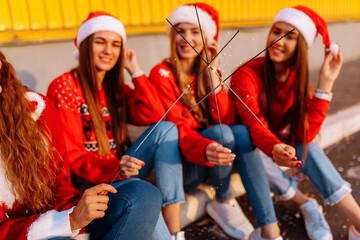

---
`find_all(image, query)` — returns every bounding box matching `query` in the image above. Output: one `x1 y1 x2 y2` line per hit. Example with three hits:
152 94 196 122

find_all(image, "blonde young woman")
0 51 163 239
149 3 286 240
231 6 360 240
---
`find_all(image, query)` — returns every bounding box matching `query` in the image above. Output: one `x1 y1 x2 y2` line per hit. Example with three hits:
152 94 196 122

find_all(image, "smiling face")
175 23 205 60
92 31 122 75
267 22 300 65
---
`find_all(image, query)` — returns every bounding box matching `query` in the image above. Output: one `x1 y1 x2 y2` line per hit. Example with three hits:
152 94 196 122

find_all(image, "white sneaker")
171 231 185 240
206 198 254 239
249 228 283 240
349 225 360 240
300 199 333 240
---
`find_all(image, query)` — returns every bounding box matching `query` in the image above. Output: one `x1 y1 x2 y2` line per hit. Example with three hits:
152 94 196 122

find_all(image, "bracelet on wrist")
314 89 333 102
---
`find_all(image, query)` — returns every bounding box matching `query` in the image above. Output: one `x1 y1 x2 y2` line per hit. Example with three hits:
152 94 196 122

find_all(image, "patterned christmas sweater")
0 92 87 240
149 60 237 166
47 72 165 184
230 57 330 157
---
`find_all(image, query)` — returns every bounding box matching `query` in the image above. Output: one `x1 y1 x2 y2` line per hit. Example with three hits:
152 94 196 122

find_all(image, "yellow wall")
1 0 359 43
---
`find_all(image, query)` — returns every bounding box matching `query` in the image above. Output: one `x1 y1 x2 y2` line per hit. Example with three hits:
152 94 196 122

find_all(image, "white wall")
1 21 359 95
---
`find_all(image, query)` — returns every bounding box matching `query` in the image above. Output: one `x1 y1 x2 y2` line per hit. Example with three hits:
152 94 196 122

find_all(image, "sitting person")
0 50 163 239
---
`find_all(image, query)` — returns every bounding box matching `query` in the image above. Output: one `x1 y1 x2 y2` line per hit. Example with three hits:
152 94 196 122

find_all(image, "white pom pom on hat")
273 5 339 55
74 11 126 58
167 3 219 44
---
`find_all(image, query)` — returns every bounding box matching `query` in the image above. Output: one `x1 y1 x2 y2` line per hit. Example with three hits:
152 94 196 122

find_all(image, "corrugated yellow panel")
128 0 141 25
116 0 130 25
151 0 164 24
44 0 63 29
89 0 103 11
27 0 46 30
8 0 29 30
74 0 91 25
0 0 12 31
60 0 78 28
140 0 151 24
103 0 117 17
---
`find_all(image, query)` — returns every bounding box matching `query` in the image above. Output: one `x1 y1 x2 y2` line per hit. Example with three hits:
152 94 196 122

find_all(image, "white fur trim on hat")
273 8 317 48
76 15 126 47
167 5 217 44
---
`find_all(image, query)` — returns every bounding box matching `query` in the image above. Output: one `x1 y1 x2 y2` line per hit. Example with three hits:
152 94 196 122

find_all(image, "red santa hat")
167 3 219 44
74 11 126 53
273 5 339 55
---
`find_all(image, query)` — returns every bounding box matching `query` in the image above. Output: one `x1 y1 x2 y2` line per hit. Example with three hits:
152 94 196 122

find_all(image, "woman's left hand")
317 44 343 93
119 155 145 178
123 48 142 76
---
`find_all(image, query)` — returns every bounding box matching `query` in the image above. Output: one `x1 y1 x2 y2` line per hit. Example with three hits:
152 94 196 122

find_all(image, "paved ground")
183 57 360 240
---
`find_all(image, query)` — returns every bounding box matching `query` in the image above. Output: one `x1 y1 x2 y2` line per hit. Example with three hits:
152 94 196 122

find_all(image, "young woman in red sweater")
231 6 360 240
150 3 284 239
0 51 163 239
47 12 184 239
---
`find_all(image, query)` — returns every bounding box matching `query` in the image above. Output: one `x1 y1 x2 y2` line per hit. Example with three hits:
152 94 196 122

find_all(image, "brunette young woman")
149 3 289 240
231 6 360 240
0 51 163 239
47 12 184 239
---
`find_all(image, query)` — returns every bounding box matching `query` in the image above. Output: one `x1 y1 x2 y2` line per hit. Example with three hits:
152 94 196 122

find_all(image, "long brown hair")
73 34 129 157
262 30 309 151
0 51 58 213
169 27 212 129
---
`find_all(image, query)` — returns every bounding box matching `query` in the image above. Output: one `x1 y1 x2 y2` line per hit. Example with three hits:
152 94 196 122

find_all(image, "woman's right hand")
119 155 145 178
205 142 236 166
69 184 117 231
272 143 301 168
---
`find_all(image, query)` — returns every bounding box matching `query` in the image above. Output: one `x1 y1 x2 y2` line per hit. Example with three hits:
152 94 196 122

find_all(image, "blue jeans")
260 141 351 205
86 178 164 240
231 124 278 227
127 121 185 207
182 124 235 201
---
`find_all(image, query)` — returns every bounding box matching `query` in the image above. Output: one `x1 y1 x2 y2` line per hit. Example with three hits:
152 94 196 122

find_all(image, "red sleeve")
230 67 282 157
208 86 237 125
297 94 330 142
47 75 123 184
124 74 166 125
149 64 215 166
0 95 81 240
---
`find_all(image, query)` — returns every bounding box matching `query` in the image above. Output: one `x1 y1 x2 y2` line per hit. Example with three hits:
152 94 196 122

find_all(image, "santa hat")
74 11 126 57
167 3 219 44
273 5 339 55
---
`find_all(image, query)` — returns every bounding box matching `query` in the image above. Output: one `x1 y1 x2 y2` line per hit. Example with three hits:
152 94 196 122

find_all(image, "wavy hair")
168 27 212 129
0 51 58 213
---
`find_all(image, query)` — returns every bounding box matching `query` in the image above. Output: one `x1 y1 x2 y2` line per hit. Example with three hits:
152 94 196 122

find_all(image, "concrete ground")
183 57 360 240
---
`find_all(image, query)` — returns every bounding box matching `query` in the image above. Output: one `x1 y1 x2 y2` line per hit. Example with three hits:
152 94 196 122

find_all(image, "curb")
180 103 360 228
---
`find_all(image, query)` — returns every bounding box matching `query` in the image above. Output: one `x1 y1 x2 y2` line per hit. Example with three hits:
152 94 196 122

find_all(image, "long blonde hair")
0 51 58 213
73 34 129 157
169 27 212 129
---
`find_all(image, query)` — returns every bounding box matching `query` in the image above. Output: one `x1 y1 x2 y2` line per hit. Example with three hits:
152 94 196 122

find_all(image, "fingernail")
226 149 232 153
141 162 146 166
284 153 289 157
292 157 298 161
231 154 236 158
296 162 302 168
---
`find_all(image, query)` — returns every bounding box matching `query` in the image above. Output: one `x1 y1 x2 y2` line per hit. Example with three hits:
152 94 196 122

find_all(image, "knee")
123 180 162 210
220 125 235 148
231 125 254 151
157 121 178 140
